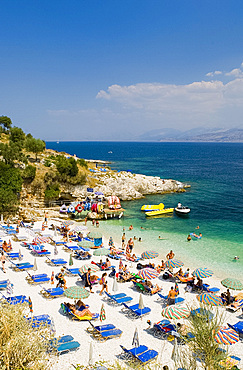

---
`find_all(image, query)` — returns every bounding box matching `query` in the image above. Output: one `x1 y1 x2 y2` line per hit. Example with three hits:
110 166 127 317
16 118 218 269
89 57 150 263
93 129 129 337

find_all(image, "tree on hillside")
25 137 46 161
0 116 12 133
0 142 25 165
9 126 26 149
0 162 23 215
55 155 78 177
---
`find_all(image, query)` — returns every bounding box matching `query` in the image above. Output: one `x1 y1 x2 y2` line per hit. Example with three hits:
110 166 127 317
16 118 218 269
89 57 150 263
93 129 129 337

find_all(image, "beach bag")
55 273 60 281
163 272 170 280
137 263 143 270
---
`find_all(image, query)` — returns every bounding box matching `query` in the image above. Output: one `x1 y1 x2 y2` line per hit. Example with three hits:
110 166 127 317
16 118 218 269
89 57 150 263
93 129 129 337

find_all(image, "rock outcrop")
58 171 190 201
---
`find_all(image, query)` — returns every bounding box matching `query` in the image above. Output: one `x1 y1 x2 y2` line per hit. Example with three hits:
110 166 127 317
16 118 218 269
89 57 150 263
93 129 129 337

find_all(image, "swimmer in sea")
196 226 200 229
234 256 239 260
187 234 192 241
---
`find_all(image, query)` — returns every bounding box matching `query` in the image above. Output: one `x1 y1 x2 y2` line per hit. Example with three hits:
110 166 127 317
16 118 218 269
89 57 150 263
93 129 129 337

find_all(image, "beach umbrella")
132 327 139 348
174 282 179 297
73 225 87 232
88 231 102 239
139 293 144 310
165 259 184 269
93 248 110 256
215 326 239 345
79 264 99 274
51 271 54 285
88 342 93 365
197 292 223 306
141 250 159 260
7 280 13 295
221 278 243 291
171 338 179 363
137 268 159 280
192 268 213 279
28 297 33 314
54 244 58 255
112 277 118 293
64 286 90 299
69 253 73 266
95 191 104 196
161 305 190 320
61 220 74 227
78 240 94 248
33 235 50 244
119 260 124 273
54 227 57 237
1 214 3 222
33 258 37 271
18 249 23 261
108 237 114 246
99 303 106 322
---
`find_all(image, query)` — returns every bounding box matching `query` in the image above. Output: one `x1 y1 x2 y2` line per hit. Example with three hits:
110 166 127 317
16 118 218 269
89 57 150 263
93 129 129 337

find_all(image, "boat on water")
174 203 191 216
145 208 174 217
141 203 164 212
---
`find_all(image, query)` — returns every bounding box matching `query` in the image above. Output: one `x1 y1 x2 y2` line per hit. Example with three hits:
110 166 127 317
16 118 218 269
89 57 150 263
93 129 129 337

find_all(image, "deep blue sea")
46 142 243 279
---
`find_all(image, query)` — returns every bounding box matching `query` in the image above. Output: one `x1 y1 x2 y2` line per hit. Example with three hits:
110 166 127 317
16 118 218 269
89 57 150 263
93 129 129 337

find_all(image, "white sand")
1 219 243 370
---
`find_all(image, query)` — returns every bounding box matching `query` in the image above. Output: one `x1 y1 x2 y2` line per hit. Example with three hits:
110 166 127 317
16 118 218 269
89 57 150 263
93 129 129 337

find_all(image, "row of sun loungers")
121 302 151 319
120 344 158 364
104 291 133 305
48 335 80 354
87 322 123 341
26 273 50 284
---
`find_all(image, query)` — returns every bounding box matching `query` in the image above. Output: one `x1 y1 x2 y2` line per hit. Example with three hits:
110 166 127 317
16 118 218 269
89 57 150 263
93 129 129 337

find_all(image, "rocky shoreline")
19 151 190 220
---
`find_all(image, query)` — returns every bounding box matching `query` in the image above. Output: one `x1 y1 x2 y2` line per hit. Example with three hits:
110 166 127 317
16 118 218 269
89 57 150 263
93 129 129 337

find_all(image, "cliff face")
58 171 189 201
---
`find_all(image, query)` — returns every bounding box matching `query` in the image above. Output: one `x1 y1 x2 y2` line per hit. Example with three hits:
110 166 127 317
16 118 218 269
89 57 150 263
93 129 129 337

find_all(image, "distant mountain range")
137 127 243 142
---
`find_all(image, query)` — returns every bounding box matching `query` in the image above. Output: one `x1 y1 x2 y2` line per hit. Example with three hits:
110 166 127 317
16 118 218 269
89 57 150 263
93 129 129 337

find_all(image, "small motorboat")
174 203 190 216
145 208 174 217
141 203 164 212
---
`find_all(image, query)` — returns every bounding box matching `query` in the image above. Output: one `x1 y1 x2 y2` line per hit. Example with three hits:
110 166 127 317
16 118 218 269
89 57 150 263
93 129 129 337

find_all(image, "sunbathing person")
102 258 111 269
143 280 161 294
175 268 183 277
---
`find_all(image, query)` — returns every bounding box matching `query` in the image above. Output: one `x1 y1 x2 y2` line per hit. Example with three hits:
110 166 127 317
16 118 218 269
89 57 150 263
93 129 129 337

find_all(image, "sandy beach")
1 218 243 370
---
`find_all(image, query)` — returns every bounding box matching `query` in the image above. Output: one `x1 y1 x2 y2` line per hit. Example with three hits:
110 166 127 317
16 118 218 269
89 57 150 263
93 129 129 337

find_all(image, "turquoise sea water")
46 142 243 280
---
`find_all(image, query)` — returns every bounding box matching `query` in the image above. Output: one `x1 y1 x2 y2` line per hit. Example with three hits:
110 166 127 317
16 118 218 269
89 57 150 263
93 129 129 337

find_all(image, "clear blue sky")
1 0 243 140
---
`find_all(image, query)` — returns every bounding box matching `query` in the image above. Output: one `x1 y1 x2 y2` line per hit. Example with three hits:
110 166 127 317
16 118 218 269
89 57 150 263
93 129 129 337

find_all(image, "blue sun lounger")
0 280 8 289
104 291 133 305
151 319 177 339
64 267 80 276
122 302 151 319
55 341 80 354
26 314 53 328
4 295 28 305
120 345 158 364
31 245 51 256
7 252 23 259
87 322 122 341
26 273 50 284
157 293 185 305
40 287 64 299
228 321 243 336
46 258 67 266
12 262 34 271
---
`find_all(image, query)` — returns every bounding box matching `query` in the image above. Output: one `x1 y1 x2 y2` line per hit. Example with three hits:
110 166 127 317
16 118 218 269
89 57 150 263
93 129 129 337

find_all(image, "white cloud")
225 68 243 77
206 70 222 77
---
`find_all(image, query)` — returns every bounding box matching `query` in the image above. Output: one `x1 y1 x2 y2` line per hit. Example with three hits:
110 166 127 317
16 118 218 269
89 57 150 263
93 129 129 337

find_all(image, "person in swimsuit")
1 251 6 273
84 268 93 293
99 272 108 295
